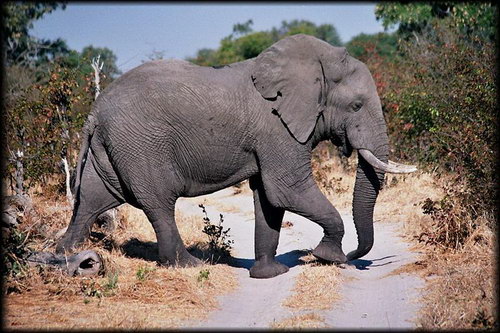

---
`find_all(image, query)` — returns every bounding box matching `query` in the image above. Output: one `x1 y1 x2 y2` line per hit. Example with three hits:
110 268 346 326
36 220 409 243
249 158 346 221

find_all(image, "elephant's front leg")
249 176 289 278
261 174 348 264
286 181 347 264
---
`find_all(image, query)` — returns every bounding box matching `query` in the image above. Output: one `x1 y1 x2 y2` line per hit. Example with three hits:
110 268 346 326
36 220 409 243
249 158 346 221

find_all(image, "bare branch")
91 54 103 99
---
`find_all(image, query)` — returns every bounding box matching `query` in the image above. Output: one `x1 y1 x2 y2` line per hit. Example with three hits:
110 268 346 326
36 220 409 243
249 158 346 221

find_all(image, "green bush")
383 20 496 220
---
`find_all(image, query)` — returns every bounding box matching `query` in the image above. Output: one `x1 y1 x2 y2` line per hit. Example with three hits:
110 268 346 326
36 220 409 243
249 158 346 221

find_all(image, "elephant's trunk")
346 142 388 261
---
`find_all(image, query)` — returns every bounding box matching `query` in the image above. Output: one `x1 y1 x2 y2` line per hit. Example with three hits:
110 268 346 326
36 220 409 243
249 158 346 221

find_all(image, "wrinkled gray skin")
56 35 403 278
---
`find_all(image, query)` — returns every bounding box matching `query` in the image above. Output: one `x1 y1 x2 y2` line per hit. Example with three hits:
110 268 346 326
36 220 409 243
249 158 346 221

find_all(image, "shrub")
5 62 93 195
199 204 233 263
2 227 31 280
378 20 497 239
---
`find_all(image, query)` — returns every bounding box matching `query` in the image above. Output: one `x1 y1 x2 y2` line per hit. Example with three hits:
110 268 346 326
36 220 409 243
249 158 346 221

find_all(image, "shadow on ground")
120 238 310 269
347 255 397 270
119 238 399 272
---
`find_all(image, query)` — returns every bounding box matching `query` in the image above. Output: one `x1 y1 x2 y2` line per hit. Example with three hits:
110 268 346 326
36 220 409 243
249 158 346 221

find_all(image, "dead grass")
282 265 342 311
312 152 355 213
4 196 238 329
376 172 444 224
274 254 342 329
413 222 497 329
270 312 329 329
282 253 343 312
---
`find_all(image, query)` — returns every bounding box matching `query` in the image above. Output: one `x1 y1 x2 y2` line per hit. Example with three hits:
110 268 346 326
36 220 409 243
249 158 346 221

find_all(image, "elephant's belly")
175 146 258 197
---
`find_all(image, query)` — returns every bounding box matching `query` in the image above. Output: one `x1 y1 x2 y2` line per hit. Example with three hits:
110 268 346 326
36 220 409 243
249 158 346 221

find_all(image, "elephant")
56 34 416 279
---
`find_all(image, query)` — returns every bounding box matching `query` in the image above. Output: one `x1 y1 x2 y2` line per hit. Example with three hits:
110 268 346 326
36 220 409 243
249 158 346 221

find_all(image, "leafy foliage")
384 21 496 219
135 265 156 281
2 228 31 280
3 2 70 66
375 2 496 41
345 32 399 60
188 19 342 66
367 3 497 252
60 45 122 80
5 62 94 192
3 4 120 195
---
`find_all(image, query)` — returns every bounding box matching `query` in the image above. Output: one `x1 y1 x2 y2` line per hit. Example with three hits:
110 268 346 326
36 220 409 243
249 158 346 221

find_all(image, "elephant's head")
252 34 416 261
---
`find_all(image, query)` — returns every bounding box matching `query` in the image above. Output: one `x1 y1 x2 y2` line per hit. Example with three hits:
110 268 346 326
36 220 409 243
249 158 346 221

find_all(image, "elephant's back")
89 59 260 196
100 58 251 100
91 57 259 167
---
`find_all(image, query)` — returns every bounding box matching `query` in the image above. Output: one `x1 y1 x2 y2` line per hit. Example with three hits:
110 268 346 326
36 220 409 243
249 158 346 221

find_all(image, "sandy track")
176 187 423 329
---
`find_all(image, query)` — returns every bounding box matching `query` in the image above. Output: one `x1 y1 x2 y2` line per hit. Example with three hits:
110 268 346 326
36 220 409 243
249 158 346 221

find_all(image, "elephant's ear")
251 34 328 143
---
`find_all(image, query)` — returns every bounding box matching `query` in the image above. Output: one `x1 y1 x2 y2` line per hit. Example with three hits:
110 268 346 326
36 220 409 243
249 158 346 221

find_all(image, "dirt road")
177 187 424 329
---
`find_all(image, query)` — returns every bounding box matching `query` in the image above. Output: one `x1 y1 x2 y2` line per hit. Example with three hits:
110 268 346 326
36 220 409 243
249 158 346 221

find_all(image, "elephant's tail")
72 113 98 199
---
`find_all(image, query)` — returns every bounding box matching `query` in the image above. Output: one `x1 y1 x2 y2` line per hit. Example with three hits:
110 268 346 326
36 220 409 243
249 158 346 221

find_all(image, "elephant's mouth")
330 131 353 158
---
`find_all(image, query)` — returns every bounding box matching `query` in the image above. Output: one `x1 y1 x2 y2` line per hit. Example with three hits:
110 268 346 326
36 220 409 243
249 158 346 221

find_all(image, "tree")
188 19 343 67
232 19 254 37
2 3 120 198
277 19 342 45
345 32 398 61
5 63 92 195
3 2 70 67
315 23 342 46
79 46 121 78
375 2 496 41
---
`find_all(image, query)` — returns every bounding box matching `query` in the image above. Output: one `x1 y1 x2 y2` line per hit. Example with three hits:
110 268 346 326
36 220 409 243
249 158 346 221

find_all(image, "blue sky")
31 3 389 73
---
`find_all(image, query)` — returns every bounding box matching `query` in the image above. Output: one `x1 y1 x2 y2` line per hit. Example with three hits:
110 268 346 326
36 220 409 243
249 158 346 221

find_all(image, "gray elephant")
56 34 415 278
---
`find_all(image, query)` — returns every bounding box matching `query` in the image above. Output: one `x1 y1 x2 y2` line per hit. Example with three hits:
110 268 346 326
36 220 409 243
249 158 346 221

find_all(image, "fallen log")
26 250 102 276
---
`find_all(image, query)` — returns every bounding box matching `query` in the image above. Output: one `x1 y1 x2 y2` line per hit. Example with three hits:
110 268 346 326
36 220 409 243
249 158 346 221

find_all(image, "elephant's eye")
351 101 363 112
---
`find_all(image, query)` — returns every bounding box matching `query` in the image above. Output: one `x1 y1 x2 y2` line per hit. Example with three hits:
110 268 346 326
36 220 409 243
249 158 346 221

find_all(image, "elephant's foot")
159 252 203 268
312 239 347 264
249 258 289 279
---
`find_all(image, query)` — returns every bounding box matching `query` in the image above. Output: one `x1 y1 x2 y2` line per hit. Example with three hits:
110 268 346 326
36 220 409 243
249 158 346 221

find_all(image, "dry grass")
312 151 355 213
274 254 342 329
411 222 497 329
270 312 329 329
282 265 342 311
4 196 238 330
375 172 444 225
282 253 343 311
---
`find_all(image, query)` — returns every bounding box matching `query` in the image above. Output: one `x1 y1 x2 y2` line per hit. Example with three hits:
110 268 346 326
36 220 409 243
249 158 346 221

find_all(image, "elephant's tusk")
358 149 417 174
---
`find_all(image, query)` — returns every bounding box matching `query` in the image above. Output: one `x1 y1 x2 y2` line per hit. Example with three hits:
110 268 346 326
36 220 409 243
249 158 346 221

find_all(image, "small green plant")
80 273 118 303
136 265 155 281
197 268 210 282
2 227 31 279
81 279 103 299
103 272 118 293
199 204 234 263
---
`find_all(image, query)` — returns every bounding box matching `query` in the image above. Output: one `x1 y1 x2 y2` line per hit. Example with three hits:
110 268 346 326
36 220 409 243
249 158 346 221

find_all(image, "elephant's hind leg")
249 176 289 278
56 154 122 254
142 205 202 267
